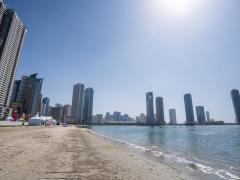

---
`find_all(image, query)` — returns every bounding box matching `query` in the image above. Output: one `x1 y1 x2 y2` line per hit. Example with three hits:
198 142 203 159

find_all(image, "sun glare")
164 0 191 15
153 0 201 17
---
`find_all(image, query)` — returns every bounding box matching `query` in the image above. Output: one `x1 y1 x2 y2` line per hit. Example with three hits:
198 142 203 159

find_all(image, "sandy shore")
0 126 194 180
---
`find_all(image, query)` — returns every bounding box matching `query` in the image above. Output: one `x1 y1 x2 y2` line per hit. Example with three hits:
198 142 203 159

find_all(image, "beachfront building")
184 93 195 125
113 111 121 121
206 111 211 122
83 88 94 125
139 113 146 123
95 114 103 124
169 109 177 125
11 73 43 116
71 83 85 124
123 114 129 121
0 1 27 114
146 92 155 125
231 89 240 124
10 80 21 103
105 112 112 122
50 104 63 122
155 97 165 125
196 106 206 125
41 97 50 116
18 74 43 116
63 104 71 116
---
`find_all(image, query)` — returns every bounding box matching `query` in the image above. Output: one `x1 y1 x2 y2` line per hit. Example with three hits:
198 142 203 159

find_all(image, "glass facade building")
184 93 195 125
146 92 155 125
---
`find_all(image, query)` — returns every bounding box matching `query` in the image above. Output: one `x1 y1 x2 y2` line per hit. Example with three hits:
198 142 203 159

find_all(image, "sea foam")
88 129 240 180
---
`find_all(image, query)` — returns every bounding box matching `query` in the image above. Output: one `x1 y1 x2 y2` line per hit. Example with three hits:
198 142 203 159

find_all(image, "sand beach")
0 126 203 180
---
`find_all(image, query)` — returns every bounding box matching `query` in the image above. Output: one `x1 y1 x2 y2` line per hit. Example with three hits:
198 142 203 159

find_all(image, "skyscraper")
155 97 165 125
10 80 21 103
169 109 177 125
11 74 43 116
113 111 121 121
146 92 155 125
139 113 146 123
83 88 94 125
231 89 240 124
63 104 71 116
50 104 63 122
184 93 195 125
196 106 206 125
0 2 27 112
123 114 129 121
15 74 43 116
41 97 50 116
95 114 103 124
206 111 211 122
71 83 85 124
105 112 111 122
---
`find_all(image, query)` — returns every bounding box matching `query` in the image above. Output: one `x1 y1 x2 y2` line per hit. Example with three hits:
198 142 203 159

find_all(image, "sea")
89 125 240 180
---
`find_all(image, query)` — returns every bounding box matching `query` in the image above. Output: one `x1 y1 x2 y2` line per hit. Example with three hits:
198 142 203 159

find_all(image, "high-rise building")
41 97 50 116
146 92 155 125
155 97 165 125
50 104 63 122
113 111 121 121
83 88 94 125
23 74 42 116
184 93 195 125
95 114 103 124
206 111 211 122
0 2 27 112
71 83 85 124
196 106 206 125
139 113 146 123
231 89 240 124
105 112 111 122
10 80 21 103
169 109 177 125
63 104 71 116
13 73 43 116
123 114 129 121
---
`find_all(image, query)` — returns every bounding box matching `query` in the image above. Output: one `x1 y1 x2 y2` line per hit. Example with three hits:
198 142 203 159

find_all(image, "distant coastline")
91 122 237 126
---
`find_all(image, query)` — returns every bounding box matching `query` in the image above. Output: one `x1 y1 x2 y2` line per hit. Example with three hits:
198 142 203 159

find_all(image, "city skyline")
5 0 240 123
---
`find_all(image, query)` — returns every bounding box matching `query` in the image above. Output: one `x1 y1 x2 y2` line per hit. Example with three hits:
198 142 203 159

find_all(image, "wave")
88 129 240 180
164 154 239 180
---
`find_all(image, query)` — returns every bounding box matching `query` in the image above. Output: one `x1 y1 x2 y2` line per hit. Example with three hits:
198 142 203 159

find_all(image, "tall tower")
184 93 195 125
146 92 155 125
155 97 165 125
169 109 177 125
231 89 240 124
15 73 43 116
71 83 85 124
206 111 211 122
63 104 71 116
83 87 94 125
41 97 50 116
10 80 21 103
0 2 27 112
196 106 206 125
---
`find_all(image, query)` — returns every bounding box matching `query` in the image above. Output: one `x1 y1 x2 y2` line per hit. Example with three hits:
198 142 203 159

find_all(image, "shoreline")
87 127 240 180
0 126 185 180
0 126 236 180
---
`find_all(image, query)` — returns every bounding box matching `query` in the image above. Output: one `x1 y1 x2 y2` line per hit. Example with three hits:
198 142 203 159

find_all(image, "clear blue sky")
6 0 240 123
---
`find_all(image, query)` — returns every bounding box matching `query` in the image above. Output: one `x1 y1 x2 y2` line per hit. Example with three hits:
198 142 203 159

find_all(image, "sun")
164 0 192 16
153 0 200 17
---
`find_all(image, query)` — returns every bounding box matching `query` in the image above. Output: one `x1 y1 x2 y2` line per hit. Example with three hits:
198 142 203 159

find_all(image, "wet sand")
0 126 191 180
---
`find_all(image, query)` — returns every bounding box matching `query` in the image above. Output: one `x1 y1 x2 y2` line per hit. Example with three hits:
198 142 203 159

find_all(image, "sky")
5 0 240 123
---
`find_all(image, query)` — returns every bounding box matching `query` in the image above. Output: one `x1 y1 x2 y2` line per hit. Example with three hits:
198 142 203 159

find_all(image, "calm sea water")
90 125 240 179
